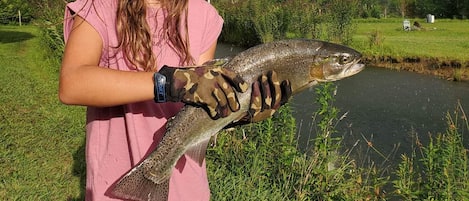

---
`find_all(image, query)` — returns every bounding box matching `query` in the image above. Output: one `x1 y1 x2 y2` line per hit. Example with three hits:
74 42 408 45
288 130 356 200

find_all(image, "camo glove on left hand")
156 65 248 119
240 70 292 124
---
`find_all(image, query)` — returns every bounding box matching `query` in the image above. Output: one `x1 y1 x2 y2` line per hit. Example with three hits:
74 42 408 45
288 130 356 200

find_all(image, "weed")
207 82 388 200
368 29 385 48
393 101 469 200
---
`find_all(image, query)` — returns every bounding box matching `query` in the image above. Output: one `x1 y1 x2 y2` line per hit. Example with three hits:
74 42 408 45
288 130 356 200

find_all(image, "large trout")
111 39 365 201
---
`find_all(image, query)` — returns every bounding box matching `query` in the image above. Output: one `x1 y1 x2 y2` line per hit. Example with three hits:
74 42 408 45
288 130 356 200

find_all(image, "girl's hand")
157 65 249 119
243 70 292 123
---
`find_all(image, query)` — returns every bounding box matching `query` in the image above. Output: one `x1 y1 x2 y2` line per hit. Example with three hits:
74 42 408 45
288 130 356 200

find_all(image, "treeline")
2 1 468 26
2 0 468 56
0 0 32 24
1 0 468 25
359 0 469 19
214 0 357 47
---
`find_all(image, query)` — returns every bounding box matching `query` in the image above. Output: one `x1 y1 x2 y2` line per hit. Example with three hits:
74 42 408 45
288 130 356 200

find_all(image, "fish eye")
339 54 352 65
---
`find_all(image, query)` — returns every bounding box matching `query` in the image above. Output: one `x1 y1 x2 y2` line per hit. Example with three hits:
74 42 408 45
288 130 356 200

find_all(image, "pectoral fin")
184 138 211 166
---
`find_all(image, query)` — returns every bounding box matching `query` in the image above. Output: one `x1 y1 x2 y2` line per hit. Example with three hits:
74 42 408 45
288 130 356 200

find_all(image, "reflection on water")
291 67 469 160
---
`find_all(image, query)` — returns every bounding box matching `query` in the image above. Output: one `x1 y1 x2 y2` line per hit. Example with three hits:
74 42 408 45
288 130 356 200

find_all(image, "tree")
358 0 383 18
326 0 359 45
0 0 32 24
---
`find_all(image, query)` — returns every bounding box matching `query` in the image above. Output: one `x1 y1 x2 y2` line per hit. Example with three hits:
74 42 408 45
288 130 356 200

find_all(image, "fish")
110 39 365 201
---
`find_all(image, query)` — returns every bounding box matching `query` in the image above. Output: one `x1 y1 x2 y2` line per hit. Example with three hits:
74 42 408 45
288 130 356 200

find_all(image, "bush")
31 0 69 61
214 0 358 47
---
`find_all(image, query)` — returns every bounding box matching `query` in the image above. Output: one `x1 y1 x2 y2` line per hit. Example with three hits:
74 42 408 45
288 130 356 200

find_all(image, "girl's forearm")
59 66 154 107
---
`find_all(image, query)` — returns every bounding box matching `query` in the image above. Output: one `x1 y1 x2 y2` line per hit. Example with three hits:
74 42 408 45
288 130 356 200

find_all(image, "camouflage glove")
154 65 248 119
241 70 292 123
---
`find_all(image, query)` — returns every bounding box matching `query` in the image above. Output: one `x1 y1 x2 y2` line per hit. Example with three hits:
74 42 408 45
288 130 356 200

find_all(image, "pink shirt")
63 0 223 200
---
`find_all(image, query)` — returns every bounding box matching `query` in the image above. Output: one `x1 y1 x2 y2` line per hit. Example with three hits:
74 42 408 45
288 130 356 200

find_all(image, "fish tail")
110 165 169 201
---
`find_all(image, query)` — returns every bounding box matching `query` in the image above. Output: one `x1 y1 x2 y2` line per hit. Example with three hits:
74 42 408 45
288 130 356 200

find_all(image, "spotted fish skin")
110 39 365 201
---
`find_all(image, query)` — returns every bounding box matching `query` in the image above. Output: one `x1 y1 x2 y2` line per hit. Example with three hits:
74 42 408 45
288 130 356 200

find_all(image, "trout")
110 39 365 201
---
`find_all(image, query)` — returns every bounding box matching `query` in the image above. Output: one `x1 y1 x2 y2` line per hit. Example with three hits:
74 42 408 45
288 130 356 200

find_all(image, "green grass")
0 25 86 200
351 18 469 62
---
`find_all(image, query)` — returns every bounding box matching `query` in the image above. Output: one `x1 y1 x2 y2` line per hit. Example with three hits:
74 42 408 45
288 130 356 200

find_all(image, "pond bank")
363 55 469 81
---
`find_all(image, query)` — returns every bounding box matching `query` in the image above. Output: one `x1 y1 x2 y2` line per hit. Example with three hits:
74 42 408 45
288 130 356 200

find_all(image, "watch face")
155 73 167 102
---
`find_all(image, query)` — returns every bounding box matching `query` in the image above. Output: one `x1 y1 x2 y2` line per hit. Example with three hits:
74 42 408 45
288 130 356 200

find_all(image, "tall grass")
207 83 388 200
393 102 469 200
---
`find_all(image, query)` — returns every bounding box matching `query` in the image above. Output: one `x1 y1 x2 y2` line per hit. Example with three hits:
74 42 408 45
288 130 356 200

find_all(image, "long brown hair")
116 0 193 71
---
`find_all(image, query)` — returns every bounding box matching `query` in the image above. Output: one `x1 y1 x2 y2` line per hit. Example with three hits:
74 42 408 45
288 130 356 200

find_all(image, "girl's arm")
59 16 155 107
59 16 220 108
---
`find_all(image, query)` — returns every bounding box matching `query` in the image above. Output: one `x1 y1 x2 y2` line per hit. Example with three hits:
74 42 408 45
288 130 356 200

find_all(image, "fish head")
309 42 365 82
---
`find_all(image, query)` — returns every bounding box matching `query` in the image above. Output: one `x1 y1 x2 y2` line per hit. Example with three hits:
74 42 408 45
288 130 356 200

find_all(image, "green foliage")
325 0 359 45
215 0 291 46
207 105 298 200
247 0 288 43
284 0 324 39
393 103 469 200
215 1 259 47
214 0 359 46
207 82 388 200
368 29 385 48
413 0 469 19
31 0 69 61
0 0 33 24
39 21 65 62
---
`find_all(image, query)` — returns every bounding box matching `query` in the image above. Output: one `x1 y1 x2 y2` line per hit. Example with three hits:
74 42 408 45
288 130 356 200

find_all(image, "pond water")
215 43 469 163
291 67 469 159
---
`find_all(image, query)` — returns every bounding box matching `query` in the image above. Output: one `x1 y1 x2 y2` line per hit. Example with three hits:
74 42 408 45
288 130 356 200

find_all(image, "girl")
60 0 290 200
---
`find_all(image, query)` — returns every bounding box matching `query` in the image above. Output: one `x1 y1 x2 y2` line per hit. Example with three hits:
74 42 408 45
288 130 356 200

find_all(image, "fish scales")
111 39 365 201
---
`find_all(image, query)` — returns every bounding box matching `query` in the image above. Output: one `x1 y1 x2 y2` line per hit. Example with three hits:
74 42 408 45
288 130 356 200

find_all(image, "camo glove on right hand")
154 65 249 119
241 70 292 123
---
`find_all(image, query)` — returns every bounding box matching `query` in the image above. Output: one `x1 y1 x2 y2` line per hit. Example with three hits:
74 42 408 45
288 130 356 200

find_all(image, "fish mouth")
345 59 365 77
322 58 365 82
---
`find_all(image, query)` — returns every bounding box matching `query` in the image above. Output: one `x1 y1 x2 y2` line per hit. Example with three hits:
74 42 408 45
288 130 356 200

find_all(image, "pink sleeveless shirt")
63 0 223 200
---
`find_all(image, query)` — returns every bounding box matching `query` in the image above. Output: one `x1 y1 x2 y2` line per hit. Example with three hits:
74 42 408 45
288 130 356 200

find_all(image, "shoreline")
363 56 469 82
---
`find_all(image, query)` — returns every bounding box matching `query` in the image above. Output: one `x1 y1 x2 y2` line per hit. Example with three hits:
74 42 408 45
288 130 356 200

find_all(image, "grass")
351 18 469 62
350 18 469 81
0 25 86 200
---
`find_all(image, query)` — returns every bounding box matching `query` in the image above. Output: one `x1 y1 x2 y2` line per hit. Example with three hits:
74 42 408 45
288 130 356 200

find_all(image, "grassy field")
351 18 469 61
0 25 86 200
350 18 469 81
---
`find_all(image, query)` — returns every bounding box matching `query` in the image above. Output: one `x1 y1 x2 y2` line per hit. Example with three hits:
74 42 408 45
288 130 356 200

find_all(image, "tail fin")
110 164 169 201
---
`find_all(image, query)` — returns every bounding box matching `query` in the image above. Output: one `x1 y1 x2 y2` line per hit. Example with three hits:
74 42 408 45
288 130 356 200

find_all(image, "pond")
291 67 469 161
